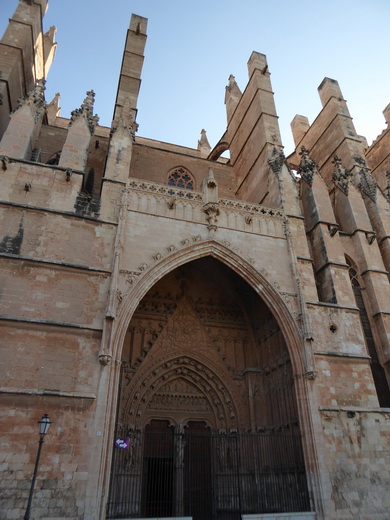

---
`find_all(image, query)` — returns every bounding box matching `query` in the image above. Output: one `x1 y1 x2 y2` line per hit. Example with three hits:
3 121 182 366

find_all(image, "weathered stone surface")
0 3 389 520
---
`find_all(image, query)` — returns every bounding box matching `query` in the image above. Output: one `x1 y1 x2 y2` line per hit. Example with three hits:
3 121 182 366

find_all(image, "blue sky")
2 0 390 155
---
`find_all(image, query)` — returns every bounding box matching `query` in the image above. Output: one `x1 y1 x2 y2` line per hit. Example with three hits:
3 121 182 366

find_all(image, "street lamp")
24 413 52 520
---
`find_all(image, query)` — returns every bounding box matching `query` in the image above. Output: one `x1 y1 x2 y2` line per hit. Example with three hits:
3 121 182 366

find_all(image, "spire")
225 74 242 120
70 90 99 134
332 155 352 195
197 129 211 157
225 74 242 98
47 92 61 124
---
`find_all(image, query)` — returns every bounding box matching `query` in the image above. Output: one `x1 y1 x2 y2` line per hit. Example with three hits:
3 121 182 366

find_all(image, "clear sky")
2 0 390 155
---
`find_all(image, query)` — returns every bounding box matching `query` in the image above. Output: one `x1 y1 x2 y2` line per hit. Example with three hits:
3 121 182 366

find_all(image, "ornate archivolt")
118 293 244 430
120 355 241 431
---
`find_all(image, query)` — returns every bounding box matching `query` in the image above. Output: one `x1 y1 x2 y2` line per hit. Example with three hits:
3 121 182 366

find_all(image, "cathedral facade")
1 2 390 520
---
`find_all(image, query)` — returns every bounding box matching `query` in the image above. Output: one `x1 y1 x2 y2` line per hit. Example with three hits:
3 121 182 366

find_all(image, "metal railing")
107 428 311 520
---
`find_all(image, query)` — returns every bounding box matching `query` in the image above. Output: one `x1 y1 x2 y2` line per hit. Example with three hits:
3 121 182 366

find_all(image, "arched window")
167 167 194 190
346 257 390 407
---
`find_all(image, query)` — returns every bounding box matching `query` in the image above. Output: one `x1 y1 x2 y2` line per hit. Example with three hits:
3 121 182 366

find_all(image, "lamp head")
38 413 51 436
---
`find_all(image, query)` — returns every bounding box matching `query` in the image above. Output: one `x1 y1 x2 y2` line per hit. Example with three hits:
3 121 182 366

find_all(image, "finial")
70 90 99 134
268 146 285 175
332 155 352 195
197 129 211 156
298 146 318 186
352 155 377 202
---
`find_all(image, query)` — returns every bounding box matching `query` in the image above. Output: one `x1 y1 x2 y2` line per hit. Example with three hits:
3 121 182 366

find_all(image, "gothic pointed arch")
113 240 307 377
107 251 316 518
167 166 195 190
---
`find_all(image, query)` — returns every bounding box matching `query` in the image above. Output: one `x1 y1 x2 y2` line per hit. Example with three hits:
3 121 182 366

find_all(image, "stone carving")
0 155 10 171
227 74 239 92
203 202 220 231
332 155 352 195
65 168 72 182
304 370 318 380
167 196 176 209
365 232 376 245
197 129 211 156
0 93 3 105
352 155 377 202
120 269 142 286
148 378 211 413
128 179 203 201
268 146 285 175
14 78 47 123
110 96 137 138
327 224 339 237
386 170 390 202
357 168 377 202
122 354 239 429
219 198 283 218
298 146 318 186
70 90 99 134
99 354 112 366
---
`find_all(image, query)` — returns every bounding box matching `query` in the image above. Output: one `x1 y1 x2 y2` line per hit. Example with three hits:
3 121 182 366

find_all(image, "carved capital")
304 370 318 380
99 354 112 366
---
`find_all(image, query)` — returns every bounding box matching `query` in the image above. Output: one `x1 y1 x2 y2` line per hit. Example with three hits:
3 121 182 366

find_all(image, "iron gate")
107 429 311 520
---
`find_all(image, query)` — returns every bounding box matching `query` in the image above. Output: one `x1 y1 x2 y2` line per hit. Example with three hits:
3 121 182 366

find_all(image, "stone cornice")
0 387 96 399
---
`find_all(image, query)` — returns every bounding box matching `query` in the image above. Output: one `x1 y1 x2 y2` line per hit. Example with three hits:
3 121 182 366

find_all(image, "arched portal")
107 257 311 519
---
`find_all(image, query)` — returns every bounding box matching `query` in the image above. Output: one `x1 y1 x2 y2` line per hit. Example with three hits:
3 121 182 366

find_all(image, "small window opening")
167 167 194 190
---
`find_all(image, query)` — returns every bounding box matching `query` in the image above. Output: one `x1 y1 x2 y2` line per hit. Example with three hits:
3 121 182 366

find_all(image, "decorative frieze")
127 179 203 201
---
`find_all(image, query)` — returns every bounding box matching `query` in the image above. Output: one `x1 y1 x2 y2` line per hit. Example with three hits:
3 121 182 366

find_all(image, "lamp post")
24 413 52 520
